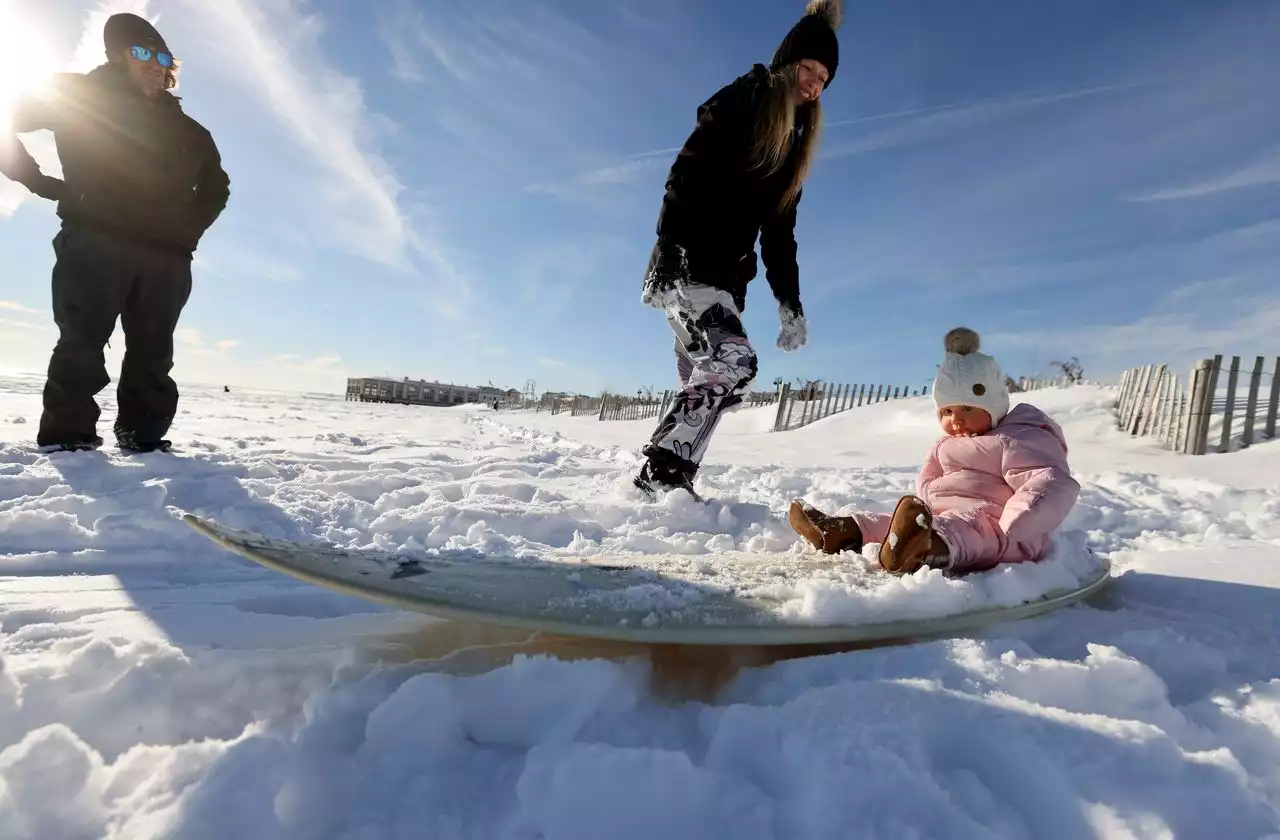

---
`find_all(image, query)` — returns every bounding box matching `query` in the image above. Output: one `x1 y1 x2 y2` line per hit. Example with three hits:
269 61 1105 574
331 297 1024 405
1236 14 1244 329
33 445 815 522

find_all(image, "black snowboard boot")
633 444 701 501
115 426 173 454
37 435 104 454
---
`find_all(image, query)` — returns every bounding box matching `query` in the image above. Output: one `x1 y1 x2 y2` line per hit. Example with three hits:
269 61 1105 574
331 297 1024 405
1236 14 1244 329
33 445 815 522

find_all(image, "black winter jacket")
652 64 806 314
0 63 229 258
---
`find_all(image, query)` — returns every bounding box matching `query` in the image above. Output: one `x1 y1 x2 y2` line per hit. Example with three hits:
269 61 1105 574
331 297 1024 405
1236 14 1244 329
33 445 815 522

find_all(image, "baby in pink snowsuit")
788 327 1080 576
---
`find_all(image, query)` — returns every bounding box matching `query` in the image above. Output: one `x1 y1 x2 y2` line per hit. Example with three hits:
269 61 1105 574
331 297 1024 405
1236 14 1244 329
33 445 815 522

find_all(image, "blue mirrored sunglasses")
129 44 173 68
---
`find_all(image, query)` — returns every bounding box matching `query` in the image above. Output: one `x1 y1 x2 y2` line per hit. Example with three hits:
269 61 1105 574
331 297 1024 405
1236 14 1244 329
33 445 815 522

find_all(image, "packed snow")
1 372 1278 838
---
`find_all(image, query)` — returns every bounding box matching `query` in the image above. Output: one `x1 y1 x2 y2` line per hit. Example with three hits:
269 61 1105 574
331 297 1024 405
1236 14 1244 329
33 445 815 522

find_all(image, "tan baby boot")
788 499 864 554
879 495 949 574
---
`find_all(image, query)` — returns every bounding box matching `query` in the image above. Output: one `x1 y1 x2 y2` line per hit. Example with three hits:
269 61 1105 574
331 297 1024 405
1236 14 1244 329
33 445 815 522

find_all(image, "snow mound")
0 379 1277 837
764 530 1105 625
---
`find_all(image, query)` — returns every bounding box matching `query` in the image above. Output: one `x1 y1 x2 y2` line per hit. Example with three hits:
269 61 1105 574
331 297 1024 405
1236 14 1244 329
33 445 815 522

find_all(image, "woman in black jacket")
634 0 842 499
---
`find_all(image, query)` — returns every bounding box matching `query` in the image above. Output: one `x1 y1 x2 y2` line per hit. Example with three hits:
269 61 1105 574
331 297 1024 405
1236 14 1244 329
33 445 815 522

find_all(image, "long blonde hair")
747 64 823 213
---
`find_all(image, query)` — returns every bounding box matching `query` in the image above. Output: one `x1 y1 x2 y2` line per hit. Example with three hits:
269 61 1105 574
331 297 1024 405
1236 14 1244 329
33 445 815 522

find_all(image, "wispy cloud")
289 354 342 372
1129 146 1280 202
375 1 687 202
515 239 627 316
0 316 50 333
175 0 407 265
197 248 302 283
989 298 1280 380
820 79 1160 159
264 351 341 374
175 328 240 358
377 2 606 169
524 147 679 202
153 0 476 321
0 182 25 217
0 300 38 314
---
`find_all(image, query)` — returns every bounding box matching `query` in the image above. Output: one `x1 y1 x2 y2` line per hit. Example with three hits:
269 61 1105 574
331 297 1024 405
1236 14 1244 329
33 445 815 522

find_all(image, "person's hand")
28 174 66 202
641 239 691 311
777 302 807 352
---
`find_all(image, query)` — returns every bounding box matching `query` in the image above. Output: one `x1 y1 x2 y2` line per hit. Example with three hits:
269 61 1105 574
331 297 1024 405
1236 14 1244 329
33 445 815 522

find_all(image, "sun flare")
0 2 58 131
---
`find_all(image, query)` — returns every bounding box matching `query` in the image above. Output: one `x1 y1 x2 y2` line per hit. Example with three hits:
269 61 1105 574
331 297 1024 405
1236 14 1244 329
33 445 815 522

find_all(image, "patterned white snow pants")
645 284 758 467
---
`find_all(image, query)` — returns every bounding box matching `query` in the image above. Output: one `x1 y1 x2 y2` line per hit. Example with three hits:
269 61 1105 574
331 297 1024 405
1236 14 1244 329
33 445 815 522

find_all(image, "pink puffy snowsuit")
851 403 1081 573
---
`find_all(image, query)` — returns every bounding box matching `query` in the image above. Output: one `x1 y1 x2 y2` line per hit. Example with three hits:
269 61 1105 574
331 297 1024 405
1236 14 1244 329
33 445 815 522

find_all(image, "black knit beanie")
770 0 842 88
104 12 169 55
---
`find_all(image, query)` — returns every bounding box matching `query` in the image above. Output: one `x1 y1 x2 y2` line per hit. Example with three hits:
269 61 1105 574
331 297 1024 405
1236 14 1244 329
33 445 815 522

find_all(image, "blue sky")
2 0 1279 396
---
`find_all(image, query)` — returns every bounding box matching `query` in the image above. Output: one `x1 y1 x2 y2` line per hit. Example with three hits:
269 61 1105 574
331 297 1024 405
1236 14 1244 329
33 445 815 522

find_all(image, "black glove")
27 174 66 202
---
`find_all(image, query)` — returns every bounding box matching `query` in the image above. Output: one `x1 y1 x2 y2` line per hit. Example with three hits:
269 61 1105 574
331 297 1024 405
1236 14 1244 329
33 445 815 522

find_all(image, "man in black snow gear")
634 0 842 499
0 13 229 454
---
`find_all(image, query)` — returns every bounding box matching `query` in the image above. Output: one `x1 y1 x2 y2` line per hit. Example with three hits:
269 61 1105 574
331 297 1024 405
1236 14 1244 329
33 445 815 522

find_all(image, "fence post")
1189 356 1221 455
1136 367 1157 436
1266 357 1280 439
1127 365 1155 434
1178 379 1192 452
1242 356 1264 448
1153 373 1169 442
1181 363 1203 454
1145 369 1167 438
1217 356 1241 453
773 383 791 431
783 386 797 430
856 384 865 407
1136 363 1157 430
1117 368 1133 411
1139 366 1167 437
1126 367 1141 419
1118 367 1137 425
1158 374 1177 445
1120 366 1142 429
598 394 609 421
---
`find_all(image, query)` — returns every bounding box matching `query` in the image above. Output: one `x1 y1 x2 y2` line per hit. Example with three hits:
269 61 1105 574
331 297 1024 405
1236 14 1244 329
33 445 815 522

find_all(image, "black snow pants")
37 225 193 450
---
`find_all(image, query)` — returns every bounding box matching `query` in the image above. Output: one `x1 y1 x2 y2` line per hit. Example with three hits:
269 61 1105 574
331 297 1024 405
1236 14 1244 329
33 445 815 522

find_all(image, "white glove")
641 240 691 312
777 303 807 352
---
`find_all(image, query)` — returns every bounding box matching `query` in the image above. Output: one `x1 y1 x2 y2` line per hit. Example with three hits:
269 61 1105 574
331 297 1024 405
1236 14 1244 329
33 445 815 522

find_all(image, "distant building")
345 377 508 406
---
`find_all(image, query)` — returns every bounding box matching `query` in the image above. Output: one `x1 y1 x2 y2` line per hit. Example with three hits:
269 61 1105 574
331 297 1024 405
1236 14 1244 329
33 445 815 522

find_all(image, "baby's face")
938 405 993 437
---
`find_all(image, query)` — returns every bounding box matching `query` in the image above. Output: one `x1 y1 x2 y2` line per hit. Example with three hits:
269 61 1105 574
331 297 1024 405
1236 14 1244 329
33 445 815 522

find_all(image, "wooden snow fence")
1116 355 1280 454
772 381 932 432
597 392 674 422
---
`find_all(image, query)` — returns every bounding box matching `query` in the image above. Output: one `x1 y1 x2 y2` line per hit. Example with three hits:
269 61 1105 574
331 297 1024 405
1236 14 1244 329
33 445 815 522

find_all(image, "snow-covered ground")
1 372 1278 838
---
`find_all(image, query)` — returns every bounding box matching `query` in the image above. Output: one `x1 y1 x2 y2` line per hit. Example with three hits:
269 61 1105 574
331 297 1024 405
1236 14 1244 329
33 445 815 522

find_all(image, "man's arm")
0 76 75 200
189 138 230 237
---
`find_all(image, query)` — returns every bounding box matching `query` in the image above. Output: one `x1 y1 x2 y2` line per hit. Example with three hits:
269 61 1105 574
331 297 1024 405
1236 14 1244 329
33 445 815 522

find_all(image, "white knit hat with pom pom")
932 327 1010 423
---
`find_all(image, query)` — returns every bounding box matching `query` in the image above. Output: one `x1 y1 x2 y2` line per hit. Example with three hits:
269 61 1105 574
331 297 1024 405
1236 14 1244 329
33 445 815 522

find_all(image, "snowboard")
183 514 1112 646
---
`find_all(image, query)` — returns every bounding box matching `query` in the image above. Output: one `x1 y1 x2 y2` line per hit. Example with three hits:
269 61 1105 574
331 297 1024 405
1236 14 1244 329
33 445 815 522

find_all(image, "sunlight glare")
0 2 58 133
